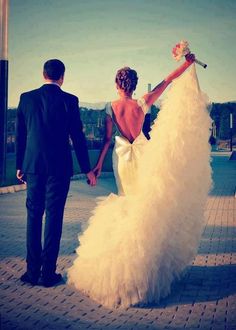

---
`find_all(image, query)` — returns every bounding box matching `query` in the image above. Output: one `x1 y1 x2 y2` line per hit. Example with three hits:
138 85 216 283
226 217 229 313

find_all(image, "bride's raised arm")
142 54 195 108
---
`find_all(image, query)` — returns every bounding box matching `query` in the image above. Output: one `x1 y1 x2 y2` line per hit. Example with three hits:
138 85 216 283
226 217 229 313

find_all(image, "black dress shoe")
40 273 63 287
20 272 38 286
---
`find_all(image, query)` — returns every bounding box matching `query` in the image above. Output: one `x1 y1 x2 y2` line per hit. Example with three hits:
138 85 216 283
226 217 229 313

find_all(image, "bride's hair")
115 67 138 93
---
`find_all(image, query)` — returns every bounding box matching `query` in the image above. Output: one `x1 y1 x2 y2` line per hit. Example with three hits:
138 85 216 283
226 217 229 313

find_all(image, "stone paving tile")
1 155 236 330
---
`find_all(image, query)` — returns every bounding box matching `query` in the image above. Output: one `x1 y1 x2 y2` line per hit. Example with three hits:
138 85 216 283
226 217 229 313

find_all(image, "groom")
16 59 96 287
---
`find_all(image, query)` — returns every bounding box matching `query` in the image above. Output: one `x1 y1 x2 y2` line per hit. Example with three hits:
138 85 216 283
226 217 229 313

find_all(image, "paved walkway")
1 153 236 330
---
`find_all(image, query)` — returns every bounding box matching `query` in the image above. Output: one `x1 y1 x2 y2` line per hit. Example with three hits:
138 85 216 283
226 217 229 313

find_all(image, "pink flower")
172 40 190 61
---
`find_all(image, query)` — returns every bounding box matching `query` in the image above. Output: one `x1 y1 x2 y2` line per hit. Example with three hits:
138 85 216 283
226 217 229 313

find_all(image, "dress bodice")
106 99 149 196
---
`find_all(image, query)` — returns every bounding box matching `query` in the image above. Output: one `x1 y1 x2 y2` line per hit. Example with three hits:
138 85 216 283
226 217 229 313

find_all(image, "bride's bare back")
93 56 195 177
111 98 144 143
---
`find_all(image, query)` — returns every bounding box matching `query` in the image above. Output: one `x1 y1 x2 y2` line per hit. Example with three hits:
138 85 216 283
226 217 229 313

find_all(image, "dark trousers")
25 174 70 279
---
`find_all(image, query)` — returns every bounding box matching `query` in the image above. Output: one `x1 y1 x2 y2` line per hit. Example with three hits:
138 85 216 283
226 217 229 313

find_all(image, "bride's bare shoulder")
111 99 120 108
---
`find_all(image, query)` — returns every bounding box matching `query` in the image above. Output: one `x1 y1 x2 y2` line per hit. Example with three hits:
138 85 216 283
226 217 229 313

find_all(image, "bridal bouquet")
172 40 207 68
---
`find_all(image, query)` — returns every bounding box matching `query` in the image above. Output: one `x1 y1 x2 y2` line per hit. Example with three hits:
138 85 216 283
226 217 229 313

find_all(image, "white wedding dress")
67 65 212 308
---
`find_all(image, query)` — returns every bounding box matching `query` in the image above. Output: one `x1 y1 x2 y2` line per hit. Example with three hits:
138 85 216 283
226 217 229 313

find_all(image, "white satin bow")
114 134 147 162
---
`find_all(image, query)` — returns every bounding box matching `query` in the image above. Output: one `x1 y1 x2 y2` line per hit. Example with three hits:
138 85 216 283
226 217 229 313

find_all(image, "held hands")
87 162 102 186
16 169 97 187
86 171 97 186
92 163 102 178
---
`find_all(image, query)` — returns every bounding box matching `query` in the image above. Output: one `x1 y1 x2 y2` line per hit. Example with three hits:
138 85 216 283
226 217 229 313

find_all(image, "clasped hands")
16 169 97 187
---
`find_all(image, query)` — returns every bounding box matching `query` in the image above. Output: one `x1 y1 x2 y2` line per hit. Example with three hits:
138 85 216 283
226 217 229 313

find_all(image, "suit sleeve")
69 97 91 174
16 95 27 170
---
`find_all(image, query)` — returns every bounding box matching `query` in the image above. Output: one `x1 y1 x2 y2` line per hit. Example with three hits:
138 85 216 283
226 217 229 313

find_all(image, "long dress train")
67 65 212 308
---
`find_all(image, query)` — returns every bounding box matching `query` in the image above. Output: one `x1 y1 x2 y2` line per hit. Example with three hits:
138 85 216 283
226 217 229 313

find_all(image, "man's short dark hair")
43 59 65 80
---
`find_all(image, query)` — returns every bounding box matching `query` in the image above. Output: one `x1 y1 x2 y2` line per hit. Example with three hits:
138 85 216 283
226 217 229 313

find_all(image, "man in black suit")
16 59 96 287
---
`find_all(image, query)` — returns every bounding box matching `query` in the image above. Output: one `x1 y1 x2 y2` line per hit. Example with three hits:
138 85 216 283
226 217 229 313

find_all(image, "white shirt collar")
44 81 61 88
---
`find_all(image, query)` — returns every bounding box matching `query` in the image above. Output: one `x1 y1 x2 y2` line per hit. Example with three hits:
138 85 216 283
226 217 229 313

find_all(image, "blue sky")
9 0 236 107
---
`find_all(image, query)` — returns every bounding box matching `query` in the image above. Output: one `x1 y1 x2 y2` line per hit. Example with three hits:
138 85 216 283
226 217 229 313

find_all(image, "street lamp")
0 0 9 185
229 111 236 161
230 112 233 152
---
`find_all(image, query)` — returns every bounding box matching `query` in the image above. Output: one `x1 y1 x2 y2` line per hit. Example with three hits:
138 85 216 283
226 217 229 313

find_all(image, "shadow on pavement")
136 264 236 309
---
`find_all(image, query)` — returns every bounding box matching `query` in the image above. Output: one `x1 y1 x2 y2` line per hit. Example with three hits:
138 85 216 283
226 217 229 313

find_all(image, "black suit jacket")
16 84 91 177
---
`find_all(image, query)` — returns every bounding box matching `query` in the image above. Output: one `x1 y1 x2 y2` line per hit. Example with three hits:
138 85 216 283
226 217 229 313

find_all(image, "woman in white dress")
92 54 195 195
67 54 212 308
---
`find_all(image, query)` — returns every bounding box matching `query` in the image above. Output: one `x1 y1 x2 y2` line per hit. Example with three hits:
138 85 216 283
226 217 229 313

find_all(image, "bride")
93 54 195 195
67 53 212 308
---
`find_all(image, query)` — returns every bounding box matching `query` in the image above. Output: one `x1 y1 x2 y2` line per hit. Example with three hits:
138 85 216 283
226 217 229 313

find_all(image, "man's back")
16 84 90 176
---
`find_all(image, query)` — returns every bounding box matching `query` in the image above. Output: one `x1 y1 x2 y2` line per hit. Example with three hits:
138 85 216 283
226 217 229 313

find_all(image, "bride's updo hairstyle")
115 67 138 94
